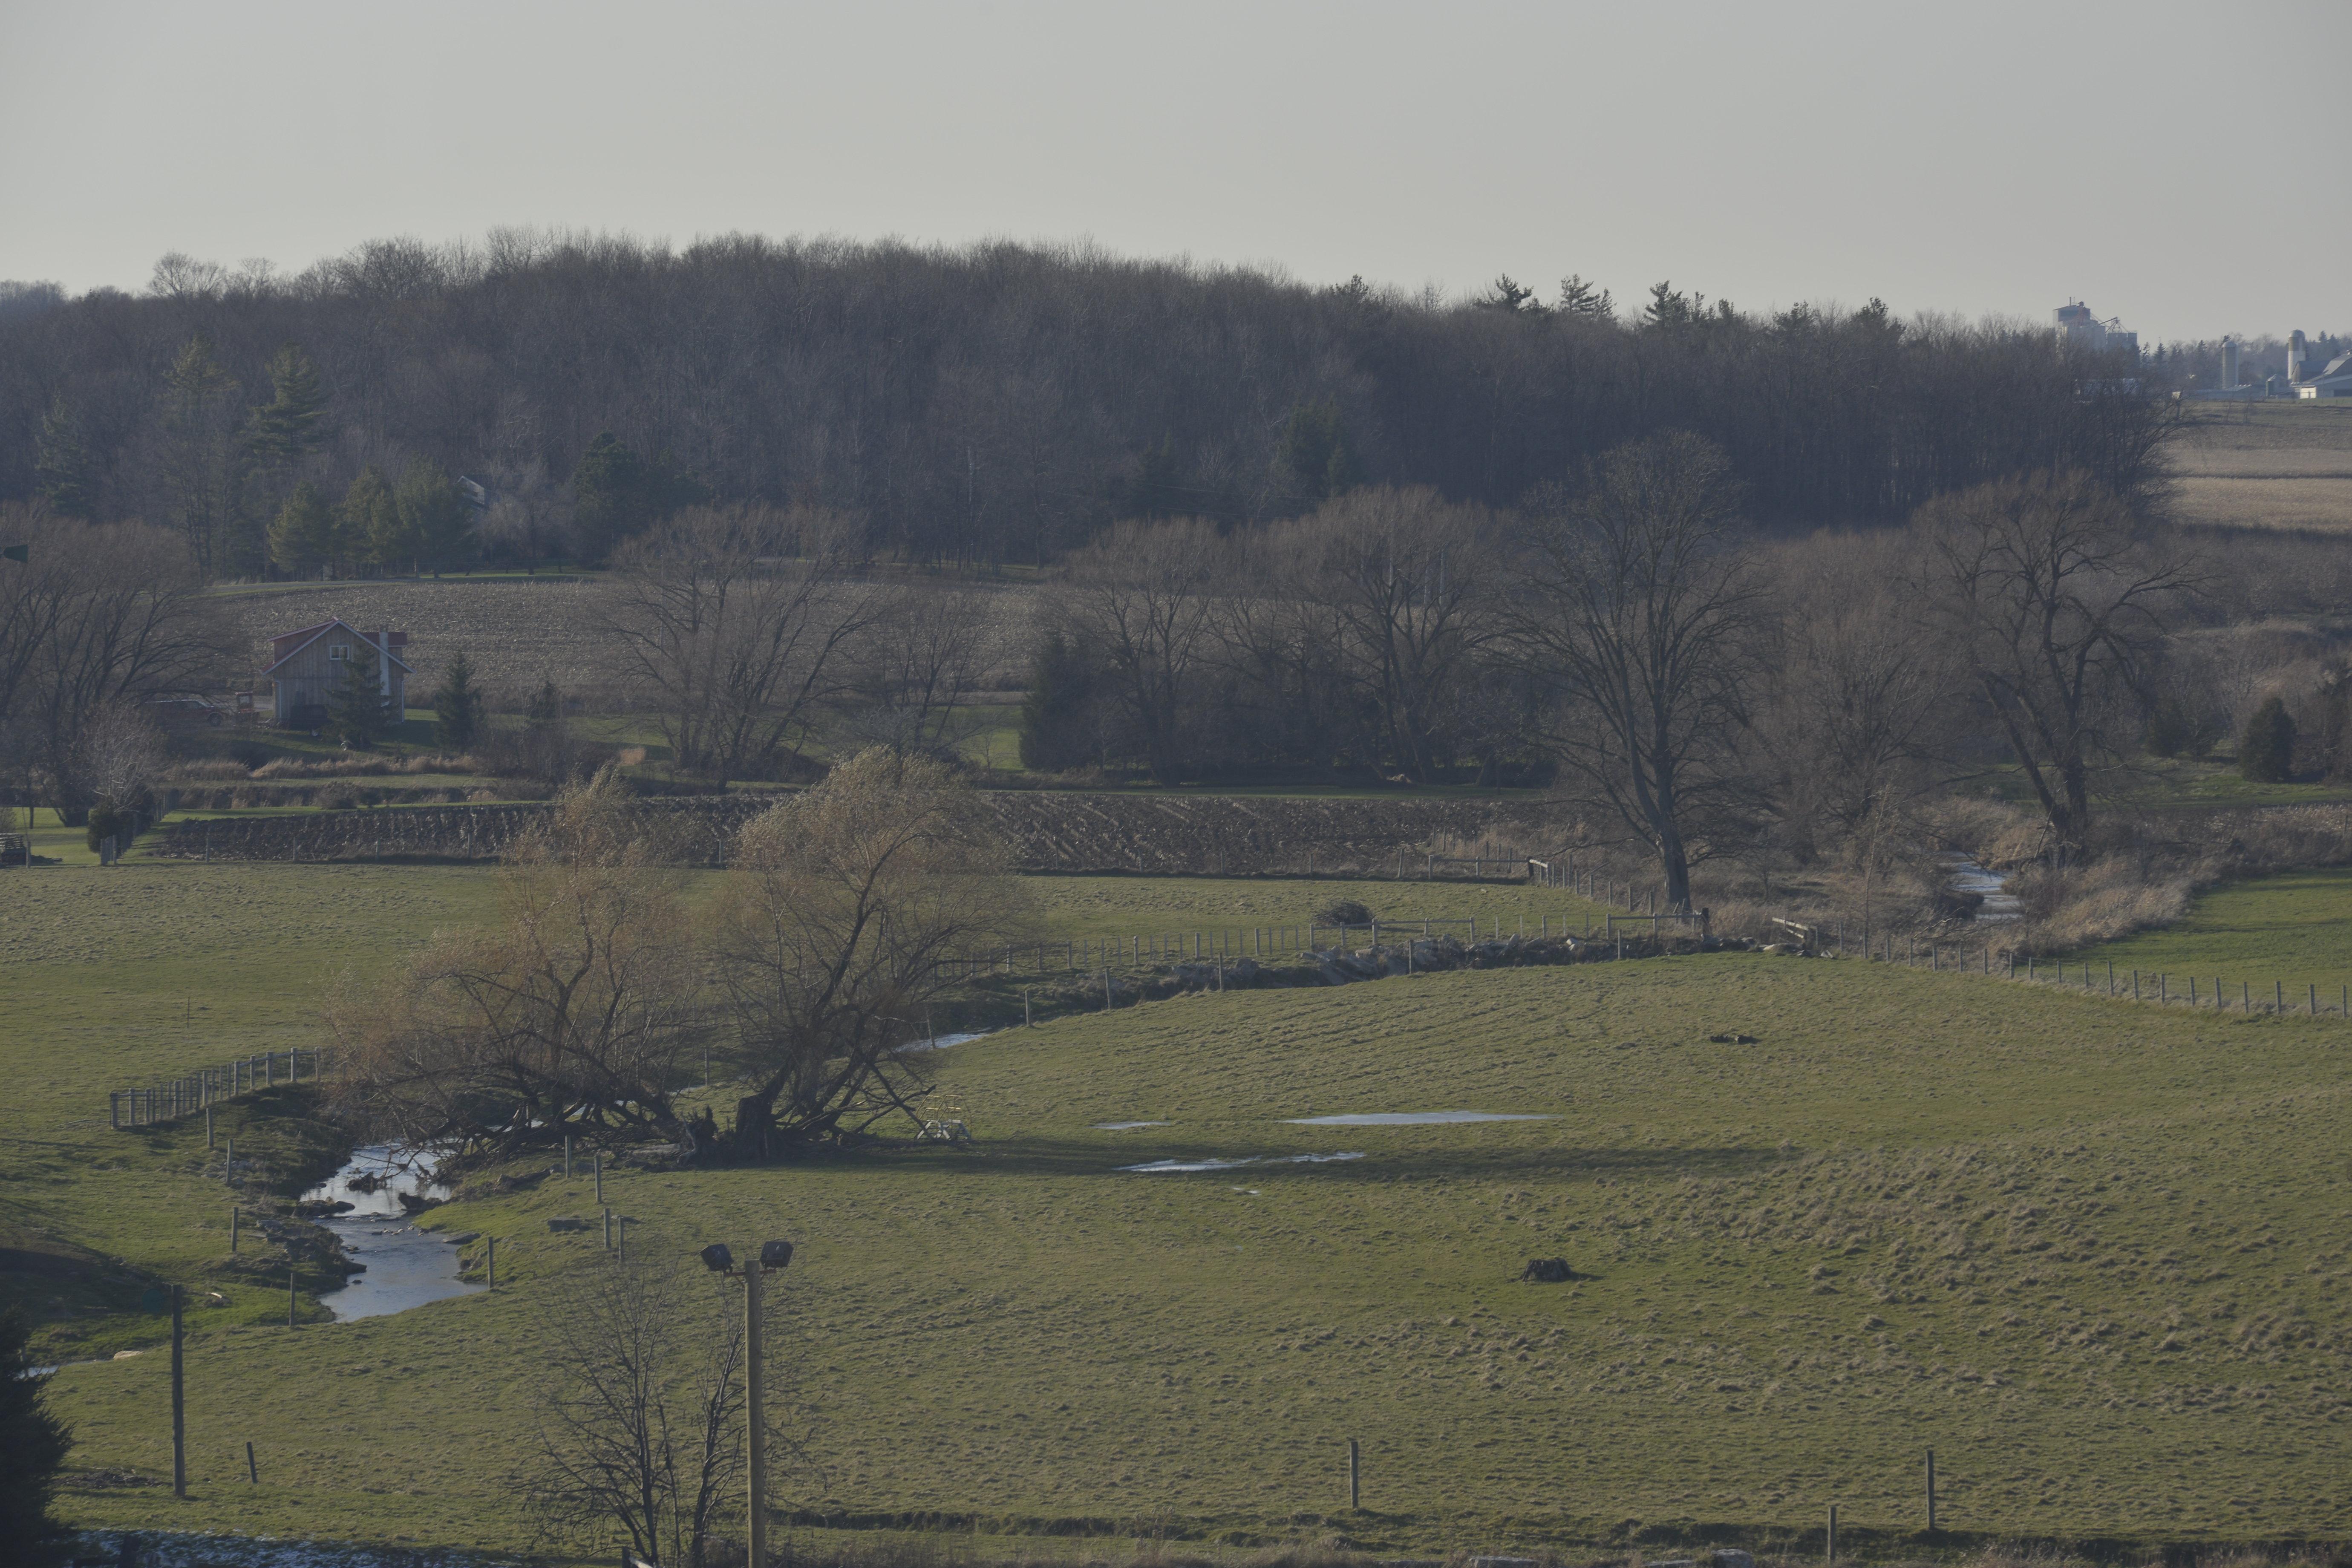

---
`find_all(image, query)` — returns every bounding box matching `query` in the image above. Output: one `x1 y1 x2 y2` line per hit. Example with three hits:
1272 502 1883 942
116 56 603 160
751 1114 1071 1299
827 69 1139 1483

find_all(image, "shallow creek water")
302 1147 481 1322
1945 855 2021 921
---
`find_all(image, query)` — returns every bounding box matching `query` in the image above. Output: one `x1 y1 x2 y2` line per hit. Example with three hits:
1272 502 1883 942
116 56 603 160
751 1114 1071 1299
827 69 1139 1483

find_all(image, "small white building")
2295 350 2352 399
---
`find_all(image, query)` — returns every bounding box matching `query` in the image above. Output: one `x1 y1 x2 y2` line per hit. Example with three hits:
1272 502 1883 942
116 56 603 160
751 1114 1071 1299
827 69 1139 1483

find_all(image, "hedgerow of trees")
0 236 2170 573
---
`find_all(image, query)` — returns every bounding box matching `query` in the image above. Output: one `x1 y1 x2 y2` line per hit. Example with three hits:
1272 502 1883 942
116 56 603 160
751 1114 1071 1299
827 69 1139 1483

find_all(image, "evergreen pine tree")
266 481 337 577
395 458 472 574
432 649 483 752
523 677 571 777
571 432 645 562
33 396 95 518
2239 695 2297 783
243 343 330 466
569 433 705 562
328 646 391 749
1019 631 1097 772
0 1310 75 1567
338 464 406 573
1557 274 1615 322
1276 402 1358 507
162 332 243 574
1121 437 1188 520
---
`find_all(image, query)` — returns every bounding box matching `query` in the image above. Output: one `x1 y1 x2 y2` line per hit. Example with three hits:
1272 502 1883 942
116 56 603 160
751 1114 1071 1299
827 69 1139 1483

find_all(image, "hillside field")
2167 402 2352 533
3 861 2349 1557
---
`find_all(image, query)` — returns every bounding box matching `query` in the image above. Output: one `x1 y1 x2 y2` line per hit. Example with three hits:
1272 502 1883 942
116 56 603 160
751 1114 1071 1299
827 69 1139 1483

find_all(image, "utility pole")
702 1238 793 1568
745 1260 765 1568
170 1284 186 1498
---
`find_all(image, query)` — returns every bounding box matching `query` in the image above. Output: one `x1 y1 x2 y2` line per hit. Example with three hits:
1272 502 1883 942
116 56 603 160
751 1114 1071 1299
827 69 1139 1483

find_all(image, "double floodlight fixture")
700 1239 794 1275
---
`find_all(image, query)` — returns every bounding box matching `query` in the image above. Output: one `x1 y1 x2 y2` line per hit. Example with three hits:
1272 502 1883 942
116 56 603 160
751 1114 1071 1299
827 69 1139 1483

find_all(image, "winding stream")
301 1147 481 1321
1945 855 2020 922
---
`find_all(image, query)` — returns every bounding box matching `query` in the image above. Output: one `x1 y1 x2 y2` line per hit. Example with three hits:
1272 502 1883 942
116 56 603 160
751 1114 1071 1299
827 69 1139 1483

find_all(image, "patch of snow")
1120 1156 1255 1173
1092 1120 1170 1130
1119 1151 1365 1173
903 1031 987 1053
1282 1110 1554 1126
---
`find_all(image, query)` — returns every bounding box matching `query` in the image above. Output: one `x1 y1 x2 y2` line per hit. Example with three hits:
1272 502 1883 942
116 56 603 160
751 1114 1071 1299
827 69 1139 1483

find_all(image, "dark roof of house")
262 619 413 677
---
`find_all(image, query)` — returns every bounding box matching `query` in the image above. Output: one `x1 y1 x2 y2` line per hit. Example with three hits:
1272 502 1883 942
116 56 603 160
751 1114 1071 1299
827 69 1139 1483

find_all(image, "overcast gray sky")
3 0 2344 341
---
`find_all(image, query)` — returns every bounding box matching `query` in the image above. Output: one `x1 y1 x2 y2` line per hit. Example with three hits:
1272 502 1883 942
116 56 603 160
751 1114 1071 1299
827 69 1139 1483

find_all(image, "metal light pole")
701 1237 794 1568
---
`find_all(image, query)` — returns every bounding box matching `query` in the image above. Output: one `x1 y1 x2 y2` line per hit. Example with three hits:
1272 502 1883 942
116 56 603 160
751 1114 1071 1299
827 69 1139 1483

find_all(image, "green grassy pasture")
6 862 2350 1553
2063 866 2352 1004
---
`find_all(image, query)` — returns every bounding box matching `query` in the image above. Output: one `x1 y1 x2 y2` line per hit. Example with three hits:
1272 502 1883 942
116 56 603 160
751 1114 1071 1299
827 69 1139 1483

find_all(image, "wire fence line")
1822 926 2350 1019
109 1047 339 1131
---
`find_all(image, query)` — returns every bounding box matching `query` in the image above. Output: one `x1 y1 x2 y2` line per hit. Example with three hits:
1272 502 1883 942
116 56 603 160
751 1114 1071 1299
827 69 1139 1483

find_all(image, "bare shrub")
2006 802 2352 954
168 757 256 782
78 702 170 811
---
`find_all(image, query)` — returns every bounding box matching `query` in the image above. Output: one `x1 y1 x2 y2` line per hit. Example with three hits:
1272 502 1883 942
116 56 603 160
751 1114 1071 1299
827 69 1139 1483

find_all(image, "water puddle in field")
1282 1111 1554 1126
905 1031 988 1053
1093 1121 1171 1131
1120 1151 1365 1173
1945 856 2020 921
302 1147 481 1321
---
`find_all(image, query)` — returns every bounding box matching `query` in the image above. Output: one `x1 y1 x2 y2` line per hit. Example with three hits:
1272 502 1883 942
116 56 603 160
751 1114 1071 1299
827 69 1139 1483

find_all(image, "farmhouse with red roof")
262 619 410 729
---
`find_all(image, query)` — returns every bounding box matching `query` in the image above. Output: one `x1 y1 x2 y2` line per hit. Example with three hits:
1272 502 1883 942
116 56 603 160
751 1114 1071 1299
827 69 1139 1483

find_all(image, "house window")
328 644 349 660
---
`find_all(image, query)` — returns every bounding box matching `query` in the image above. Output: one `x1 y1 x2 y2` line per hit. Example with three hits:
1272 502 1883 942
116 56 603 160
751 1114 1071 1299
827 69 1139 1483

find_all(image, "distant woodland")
0 233 2170 570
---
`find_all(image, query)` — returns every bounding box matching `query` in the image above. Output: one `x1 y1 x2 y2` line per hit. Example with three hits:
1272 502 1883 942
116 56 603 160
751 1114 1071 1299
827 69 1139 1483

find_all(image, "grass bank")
2059 865 2352 1000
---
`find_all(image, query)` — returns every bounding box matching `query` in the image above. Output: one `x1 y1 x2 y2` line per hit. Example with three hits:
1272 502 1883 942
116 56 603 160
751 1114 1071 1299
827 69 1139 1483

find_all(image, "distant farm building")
2292 331 2352 399
2055 300 2139 357
262 620 410 728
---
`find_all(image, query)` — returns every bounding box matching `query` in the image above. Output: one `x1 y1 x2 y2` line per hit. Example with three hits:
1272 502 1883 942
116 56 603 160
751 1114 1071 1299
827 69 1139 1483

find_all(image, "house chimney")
2289 329 2308 386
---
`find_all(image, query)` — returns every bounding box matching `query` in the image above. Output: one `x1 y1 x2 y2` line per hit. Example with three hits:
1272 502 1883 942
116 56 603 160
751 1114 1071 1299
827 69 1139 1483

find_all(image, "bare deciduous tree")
1056 519 1221 783
1757 531 1958 862
709 749 1027 1159
1916 469 2192 858
77 700 170 813
1513 432 1764 909
528 1257 747 1568
605 505 888 785
1289 486 1503 783
0 505 232 821
330 771 710 1159
842 582 992 755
